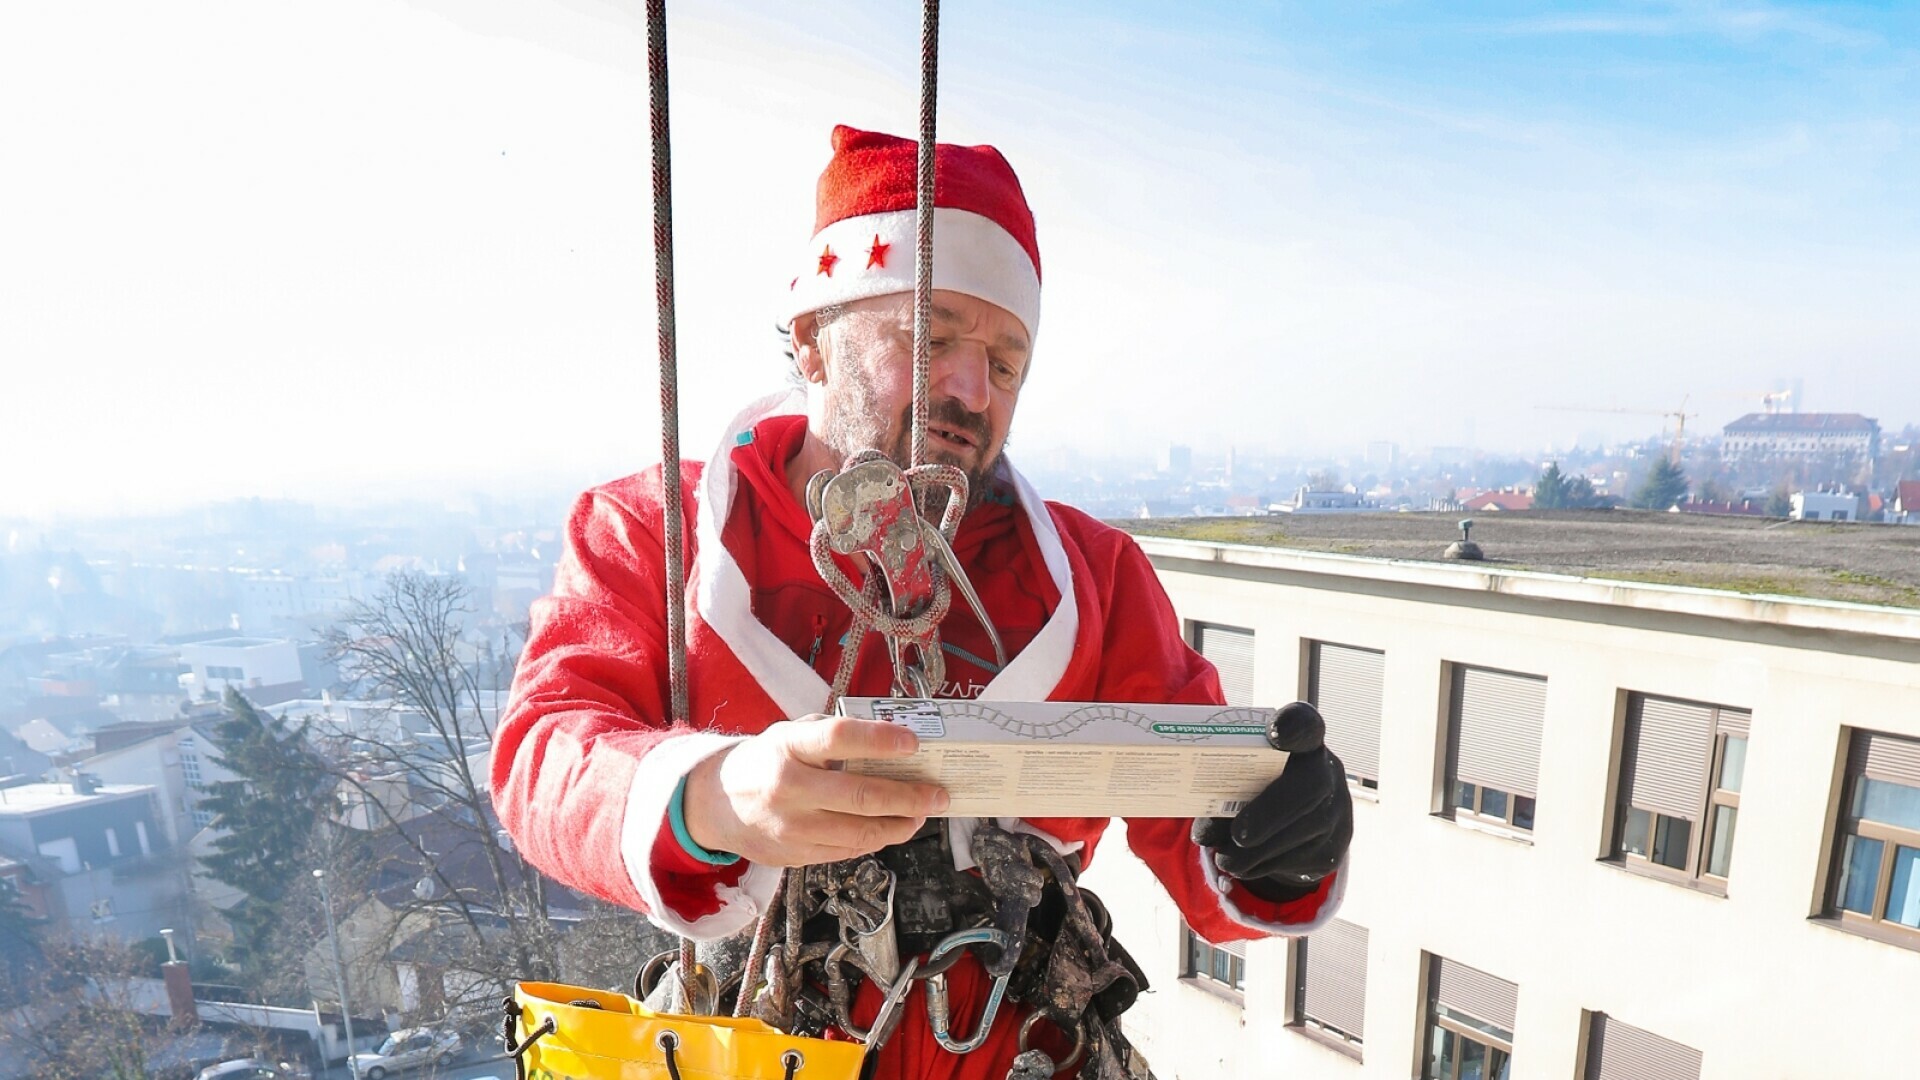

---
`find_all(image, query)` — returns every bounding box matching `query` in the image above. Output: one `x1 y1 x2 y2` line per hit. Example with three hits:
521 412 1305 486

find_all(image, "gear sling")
499 2 1153 1077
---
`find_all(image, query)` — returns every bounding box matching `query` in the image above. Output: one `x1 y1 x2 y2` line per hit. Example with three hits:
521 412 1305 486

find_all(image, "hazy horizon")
6 0 1917 517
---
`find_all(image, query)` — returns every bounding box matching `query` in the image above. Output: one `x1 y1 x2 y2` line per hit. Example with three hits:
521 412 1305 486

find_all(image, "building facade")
1719 412 1880 467
1081 536 1920 1079
0 780 190 943
178 636 302 696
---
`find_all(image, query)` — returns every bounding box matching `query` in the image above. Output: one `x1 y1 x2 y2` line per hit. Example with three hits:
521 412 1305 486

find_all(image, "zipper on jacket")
805 613 827 670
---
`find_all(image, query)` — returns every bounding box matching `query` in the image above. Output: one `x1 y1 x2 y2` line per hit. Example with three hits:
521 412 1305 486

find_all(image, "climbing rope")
646 0 691 729
910 0 940 470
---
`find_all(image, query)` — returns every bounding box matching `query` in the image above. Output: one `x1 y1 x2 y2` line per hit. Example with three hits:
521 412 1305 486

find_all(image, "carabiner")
923 927 1013 1055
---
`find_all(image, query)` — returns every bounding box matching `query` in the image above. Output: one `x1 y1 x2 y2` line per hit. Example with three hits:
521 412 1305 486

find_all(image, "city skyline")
5 0 1917 515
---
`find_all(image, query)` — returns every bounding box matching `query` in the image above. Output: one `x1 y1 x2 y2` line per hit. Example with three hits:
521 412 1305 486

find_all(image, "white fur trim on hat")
783 207 1041 340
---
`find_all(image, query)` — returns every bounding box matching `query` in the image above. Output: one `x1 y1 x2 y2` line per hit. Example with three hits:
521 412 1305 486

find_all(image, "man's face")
802 291 1032 507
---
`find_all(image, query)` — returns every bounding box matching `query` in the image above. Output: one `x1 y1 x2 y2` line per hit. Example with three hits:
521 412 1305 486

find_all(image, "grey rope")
646 0 691 728
733 868 789 1017
910 0 940 469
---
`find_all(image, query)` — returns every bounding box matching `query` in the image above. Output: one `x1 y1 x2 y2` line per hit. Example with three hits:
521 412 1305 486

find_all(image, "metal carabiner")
922 927 1014 1055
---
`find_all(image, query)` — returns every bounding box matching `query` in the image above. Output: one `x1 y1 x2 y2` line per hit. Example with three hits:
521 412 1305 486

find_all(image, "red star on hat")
866 235 891 269
817 245 839 276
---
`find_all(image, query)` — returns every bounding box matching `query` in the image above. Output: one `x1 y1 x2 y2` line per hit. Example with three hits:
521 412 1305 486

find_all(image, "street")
316 1052 515 1080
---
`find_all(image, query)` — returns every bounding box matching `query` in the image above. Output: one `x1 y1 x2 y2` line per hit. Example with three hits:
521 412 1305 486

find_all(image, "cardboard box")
841 698 1288 818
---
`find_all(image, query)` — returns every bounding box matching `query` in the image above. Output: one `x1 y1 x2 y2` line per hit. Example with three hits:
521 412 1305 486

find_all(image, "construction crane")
1536 396 1699 462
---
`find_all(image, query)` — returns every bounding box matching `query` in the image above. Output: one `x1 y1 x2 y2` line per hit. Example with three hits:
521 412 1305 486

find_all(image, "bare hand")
681 716 950 867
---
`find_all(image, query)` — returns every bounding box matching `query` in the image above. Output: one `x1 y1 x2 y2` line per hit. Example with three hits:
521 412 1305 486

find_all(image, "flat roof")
187 636 283 649
0 782 153 814
1122 510 1920 609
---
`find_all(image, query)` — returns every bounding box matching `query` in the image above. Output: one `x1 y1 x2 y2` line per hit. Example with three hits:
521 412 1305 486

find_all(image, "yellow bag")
509 981 869 1080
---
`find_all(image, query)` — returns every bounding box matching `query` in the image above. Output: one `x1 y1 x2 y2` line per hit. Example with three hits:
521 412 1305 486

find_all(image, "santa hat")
784 125 1040 340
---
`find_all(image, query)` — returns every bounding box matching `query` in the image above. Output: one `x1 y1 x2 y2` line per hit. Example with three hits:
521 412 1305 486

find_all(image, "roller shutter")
1311 643 1384 782
1196 624 1255 707
1586 1014 1702 1080
1623 696 1713 820
1298 919 1367 1041
1849 729 1920 786
1451 667 1546 800
1430 956 1517 1032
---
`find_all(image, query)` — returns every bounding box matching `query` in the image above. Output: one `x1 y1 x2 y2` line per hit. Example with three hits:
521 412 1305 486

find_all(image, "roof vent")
1444 518 1485 562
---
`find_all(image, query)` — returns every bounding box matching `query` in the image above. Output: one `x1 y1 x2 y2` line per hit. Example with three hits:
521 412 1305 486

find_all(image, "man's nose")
934 342 992 413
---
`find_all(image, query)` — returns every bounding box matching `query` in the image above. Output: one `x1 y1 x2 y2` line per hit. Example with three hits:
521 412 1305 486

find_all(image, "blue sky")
3 0 1915 514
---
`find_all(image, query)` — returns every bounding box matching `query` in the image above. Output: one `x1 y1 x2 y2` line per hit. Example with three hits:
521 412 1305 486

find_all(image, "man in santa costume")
493 125 1352 1080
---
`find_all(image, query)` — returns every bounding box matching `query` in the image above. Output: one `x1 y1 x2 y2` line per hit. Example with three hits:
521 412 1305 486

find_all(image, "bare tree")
0 939 167 1080
321 572 559 1018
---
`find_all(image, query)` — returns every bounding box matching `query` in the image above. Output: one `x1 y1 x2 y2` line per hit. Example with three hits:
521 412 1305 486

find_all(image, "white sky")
4 0 1916 516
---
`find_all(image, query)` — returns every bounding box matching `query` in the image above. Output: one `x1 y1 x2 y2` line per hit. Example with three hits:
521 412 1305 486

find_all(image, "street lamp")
314 869 360 1080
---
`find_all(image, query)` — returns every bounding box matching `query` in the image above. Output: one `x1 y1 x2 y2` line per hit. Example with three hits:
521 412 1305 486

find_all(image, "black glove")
1191 701 1354 904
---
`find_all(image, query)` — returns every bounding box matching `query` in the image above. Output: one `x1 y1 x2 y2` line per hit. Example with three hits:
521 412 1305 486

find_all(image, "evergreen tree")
1765 487 1794 518
198 689 330 985
1534 463 1571 509
1633 456 1690 510
1565 475 1599 508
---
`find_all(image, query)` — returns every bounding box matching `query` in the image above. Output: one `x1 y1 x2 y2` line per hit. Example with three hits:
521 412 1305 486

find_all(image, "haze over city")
5 0 1918 517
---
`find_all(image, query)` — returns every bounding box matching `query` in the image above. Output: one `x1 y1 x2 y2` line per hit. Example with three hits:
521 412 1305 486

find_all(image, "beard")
820 377 1005 515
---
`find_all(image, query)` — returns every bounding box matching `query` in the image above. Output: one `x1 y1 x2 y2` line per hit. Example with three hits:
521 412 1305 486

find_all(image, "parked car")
194 1060 308 1080
349 1027 463 1078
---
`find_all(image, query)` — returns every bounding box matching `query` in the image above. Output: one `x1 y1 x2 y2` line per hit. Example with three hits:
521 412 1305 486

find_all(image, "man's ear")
791 312 827 385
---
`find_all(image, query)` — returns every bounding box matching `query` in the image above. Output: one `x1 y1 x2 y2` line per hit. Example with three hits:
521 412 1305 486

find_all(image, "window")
1192 623 1255 707
1292 918 1366 1057
1445 666 1545 832
1423 956 1515 1080
1584 1012 1702 1080
1309 642 1384 789
1614 695 1750 889
1829 729 1920 942
179 737 204 789
1180 921 1245 995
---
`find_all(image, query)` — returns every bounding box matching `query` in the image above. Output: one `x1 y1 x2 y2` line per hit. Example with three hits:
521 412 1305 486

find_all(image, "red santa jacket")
493 394 1343 1078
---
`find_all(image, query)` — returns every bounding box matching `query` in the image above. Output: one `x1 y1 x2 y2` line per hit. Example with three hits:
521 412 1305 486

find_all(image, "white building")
1719 412 1879 467
0 779 189 942
1790 490 1864 523
1275 488 1375 514
178 636 302 696
1081 532 1920 1080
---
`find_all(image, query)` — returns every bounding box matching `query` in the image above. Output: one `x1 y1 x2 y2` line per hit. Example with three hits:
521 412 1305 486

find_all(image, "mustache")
906 400 991 445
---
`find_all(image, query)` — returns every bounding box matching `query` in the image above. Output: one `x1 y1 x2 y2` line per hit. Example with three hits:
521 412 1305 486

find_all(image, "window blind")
1451 666 1547 800
1624 696 1713 820
1430 955 1517 1032
1586 1014 1702 1080
1311 643 1384 781
1196 624 1255 707
1849 729 1920 786
1299 918 1368 1041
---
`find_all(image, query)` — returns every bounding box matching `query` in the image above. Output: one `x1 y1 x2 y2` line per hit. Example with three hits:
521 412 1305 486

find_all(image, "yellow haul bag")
510 981 868 1080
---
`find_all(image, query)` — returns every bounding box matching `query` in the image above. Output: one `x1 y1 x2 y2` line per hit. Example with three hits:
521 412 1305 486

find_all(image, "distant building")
1273 488 1373 514
178 636 301 697
98 648 189 724
1159 444 1193 477
1791 491 1863 523
0 779 187 942
238 572 368 636
1463 491 1533 513
1891 480 1920 526
1720 413 1880 467
76 718 230 848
